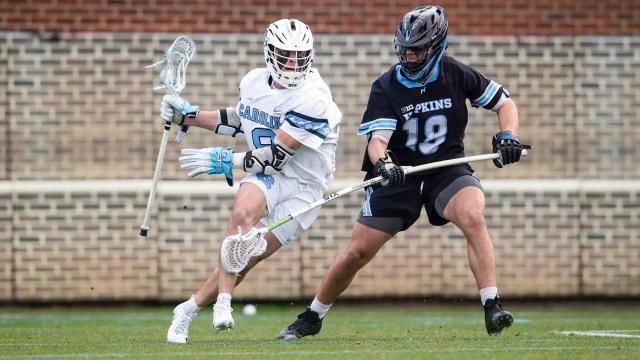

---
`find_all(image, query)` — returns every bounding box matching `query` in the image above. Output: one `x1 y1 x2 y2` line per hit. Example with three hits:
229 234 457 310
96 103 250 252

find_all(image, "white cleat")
213 303 235 330
167 303 198 344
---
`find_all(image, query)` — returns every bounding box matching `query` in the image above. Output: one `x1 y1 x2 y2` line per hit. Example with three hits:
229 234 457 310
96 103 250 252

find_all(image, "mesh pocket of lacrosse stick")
146 35 195 95
146 36 196 143
221 227 268 274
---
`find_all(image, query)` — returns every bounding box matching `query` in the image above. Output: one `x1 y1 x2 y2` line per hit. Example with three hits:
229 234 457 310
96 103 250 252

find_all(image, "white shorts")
240 173 323 246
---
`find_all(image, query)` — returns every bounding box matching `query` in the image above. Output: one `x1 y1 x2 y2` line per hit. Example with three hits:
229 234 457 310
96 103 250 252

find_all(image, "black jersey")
359 55 508 175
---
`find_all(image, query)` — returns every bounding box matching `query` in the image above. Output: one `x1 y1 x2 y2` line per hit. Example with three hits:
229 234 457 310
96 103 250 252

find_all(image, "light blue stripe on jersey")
472 80 500 107
285 111 329 140
395 64 424 88
362 187 374 216
357 118 397 135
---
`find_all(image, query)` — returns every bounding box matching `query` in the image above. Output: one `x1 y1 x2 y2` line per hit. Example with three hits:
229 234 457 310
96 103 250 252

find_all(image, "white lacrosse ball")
242 304 257 316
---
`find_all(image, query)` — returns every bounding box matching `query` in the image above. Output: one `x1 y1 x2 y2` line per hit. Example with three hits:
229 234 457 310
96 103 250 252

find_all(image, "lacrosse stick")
139 36 196 237
220 149 530 273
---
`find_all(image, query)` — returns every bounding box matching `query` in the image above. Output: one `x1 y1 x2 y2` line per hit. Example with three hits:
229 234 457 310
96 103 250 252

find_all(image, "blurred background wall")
0 0 638 302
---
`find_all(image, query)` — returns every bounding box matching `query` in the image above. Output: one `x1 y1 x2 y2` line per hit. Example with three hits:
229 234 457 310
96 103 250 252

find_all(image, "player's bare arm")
368 134 405 187
366 136 389 164
492 98 525 168
275 129 303 151
160 95 243 135
182 110 219 131
496 98 519 135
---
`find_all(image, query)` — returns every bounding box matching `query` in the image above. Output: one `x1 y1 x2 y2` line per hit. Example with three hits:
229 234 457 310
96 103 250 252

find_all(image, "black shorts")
358 164 482 231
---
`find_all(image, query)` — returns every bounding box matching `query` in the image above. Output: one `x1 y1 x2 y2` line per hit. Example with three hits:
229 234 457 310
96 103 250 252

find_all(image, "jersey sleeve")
237 68 262 99
357 80 398 136
458 61 509 110
280 96 334 150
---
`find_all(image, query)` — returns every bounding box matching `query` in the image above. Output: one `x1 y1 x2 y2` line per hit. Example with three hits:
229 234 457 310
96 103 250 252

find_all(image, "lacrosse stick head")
147 35 196 96
221 227 268 274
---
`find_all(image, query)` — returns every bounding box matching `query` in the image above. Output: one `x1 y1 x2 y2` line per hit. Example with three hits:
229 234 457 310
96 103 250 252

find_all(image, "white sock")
182 295 200 313
479 287 498 306
216 293 232 307
309 297 332 319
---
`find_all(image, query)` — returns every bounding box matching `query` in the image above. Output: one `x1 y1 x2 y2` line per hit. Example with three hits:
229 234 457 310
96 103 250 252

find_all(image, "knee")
229 206 255 229
457 207 486 232
342 245 375 268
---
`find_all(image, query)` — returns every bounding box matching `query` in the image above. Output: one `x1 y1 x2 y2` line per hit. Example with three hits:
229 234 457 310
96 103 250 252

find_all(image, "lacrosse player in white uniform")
163 19 341 343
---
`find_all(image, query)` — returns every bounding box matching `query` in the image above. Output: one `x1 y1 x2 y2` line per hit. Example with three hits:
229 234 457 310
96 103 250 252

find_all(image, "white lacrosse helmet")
264 19 314 88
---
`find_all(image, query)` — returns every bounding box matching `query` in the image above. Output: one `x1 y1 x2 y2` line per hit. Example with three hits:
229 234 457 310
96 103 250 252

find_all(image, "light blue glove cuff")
177 100 199 116
495 130 519 142
207 148 234 186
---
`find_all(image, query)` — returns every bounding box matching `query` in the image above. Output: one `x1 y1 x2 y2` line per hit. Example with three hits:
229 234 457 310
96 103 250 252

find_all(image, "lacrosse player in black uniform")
279 5 526 339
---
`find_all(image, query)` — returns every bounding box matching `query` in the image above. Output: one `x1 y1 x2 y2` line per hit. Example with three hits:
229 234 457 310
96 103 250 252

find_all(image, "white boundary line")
558 330 640 338
0 345 639 359
1 179 640 194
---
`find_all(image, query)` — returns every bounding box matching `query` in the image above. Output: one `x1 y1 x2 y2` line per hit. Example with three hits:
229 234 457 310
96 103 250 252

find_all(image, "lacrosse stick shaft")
267 150 528 232
140 121 172 236
139 36 195 237
223 150 530 273
404 150 526 176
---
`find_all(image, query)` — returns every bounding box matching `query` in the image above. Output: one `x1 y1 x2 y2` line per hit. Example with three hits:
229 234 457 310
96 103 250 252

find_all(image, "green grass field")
1 303 639 359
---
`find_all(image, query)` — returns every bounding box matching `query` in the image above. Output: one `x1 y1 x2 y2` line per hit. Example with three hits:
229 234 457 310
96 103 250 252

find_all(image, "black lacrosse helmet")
394 5 448 82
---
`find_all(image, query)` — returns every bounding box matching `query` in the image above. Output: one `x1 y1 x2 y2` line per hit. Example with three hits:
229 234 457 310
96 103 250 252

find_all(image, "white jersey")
235 68 341 189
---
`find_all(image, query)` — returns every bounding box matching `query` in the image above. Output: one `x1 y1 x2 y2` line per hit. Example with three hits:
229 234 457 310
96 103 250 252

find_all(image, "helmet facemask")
395 33 448 81
265 45 314 86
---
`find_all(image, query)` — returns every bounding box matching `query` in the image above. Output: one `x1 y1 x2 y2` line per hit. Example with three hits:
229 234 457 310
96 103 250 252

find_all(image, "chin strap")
232 138 296 175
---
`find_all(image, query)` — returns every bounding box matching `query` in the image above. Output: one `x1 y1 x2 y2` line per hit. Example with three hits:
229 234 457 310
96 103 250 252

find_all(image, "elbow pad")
215 107 244 137
235 138 296 175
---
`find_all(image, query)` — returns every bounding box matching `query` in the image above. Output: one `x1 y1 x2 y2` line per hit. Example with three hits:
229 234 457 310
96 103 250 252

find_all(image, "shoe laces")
292 309 318 327
484 296 503 309
175 311 197 334
214 303 234 315
492 297 503 310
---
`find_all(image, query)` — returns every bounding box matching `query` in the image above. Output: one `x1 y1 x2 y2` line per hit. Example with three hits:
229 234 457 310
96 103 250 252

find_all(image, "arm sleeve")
357 80 398 136
459 61 510 110
279 97 332 150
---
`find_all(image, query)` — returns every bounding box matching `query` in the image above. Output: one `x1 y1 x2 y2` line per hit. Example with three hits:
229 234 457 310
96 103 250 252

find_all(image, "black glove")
492 130 524 168
374 150 405 187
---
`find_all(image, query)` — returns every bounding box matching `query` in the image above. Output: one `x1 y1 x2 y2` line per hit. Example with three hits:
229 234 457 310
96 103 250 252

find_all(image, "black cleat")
277 308 323 340
484 296 514 335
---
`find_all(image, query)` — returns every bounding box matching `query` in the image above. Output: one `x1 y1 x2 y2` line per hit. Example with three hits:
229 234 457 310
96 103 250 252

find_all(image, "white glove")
160 95 199 125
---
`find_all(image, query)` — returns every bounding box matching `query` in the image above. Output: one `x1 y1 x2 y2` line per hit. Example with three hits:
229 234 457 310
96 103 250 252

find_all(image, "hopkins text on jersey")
413 98 452 113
